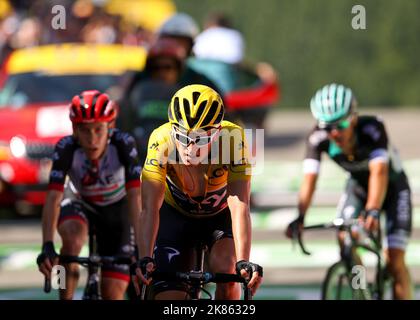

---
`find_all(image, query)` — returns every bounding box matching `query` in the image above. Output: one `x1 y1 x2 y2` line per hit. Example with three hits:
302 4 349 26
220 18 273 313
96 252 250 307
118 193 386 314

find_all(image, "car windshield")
0 73 121 108
187 58 260 93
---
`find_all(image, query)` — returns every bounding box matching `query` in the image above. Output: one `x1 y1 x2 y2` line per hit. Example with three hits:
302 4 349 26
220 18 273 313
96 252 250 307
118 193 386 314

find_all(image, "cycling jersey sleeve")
362 118 389 164
112 130 142 189
141 125 171 184
48 136 76 192
226 125 252 183
303 128 329 174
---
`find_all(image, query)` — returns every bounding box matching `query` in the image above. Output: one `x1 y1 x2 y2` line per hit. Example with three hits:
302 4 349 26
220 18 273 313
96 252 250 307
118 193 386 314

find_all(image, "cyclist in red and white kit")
37 90 142 300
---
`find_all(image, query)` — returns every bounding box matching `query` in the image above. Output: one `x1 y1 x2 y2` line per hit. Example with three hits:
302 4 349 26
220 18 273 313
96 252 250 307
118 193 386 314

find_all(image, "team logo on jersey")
150 142 159 150
363 125 381 142
163 247 180 263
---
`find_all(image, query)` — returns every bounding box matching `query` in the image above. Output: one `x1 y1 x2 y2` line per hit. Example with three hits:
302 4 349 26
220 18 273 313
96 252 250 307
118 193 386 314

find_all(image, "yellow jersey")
142 121 252 217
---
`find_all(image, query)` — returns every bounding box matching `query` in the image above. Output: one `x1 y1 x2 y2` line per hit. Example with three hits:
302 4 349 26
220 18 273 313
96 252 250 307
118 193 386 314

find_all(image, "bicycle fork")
189 244 206 300
83 226 101 300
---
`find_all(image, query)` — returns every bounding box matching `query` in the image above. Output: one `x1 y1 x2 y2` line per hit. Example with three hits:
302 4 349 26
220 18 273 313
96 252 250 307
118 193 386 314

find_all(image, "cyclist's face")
74 122 109 160
328 125 353 148
326 118 355 148
150 57 180 84
173 127 219 166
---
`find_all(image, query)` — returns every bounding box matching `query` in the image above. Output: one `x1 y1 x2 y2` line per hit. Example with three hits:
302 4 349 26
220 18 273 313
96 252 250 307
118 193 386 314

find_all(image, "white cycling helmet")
158 13 200 40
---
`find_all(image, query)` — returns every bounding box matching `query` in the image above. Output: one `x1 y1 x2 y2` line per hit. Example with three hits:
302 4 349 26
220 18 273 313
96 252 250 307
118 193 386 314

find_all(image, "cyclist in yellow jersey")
131 84 263 299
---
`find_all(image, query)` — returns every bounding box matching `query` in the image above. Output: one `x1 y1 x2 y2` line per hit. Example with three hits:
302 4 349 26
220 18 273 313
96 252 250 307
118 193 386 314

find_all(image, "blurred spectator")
193 12 244 64
118 38 188 163
157 12 199 56
154 12 223 94
9 16 41 48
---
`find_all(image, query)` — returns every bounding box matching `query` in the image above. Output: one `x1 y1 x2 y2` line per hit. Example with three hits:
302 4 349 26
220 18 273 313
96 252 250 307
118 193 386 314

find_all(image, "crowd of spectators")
0 0 155 62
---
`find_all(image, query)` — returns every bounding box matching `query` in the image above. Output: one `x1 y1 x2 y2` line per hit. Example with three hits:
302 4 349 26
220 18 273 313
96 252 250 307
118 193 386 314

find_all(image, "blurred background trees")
175 0 420 107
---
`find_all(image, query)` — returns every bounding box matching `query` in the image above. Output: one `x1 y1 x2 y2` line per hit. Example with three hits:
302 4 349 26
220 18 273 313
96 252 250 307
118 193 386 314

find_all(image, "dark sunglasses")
320 116 352 132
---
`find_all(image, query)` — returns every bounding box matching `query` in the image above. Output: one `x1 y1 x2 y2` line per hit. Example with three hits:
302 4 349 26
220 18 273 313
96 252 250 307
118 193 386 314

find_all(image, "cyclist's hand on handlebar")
36 241 58 279
130 256 156 293
235 260 263 296
363 209 380 232
285 215 304 239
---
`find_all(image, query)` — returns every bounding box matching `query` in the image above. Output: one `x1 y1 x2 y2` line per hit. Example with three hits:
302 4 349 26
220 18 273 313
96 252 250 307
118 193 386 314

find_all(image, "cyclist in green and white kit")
286 83 412 299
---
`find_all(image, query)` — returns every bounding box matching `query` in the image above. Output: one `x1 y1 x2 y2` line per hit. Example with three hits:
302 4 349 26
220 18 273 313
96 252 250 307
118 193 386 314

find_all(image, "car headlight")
10 136 27 158
0 141 10 161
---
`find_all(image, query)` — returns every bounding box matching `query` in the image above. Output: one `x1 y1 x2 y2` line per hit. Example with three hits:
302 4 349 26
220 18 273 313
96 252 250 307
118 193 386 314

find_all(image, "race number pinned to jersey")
36 106 72 138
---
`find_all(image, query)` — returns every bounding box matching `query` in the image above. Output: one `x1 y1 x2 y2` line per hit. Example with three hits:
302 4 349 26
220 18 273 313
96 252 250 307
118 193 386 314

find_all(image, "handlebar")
291 218 380 256
43 254 133 293
151 271 248 284
139 270 252 300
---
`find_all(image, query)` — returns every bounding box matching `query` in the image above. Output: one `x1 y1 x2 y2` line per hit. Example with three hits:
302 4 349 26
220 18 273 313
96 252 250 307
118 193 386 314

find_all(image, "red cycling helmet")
69 90 118 124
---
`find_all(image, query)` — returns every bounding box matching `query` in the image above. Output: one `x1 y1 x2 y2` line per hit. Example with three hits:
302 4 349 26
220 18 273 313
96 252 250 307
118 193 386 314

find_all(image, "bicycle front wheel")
321 261 368 300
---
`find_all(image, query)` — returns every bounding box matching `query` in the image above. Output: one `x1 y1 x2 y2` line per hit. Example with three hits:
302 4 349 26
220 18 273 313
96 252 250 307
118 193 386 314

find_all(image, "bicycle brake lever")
139 272 148 300
292 226 311 255
44 277 51 293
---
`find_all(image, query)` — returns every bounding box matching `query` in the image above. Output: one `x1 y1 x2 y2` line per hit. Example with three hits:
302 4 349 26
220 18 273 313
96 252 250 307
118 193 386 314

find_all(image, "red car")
0 44 146 215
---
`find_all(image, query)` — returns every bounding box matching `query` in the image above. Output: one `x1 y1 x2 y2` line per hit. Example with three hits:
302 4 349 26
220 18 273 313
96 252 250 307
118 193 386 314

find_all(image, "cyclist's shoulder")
54 135 78 154
146 122 173 154
55 135 76 147
220 120 244 132
150 122 172 139
110 129 137 146
306 125 329 148
356 115 388 141
357 115 385 127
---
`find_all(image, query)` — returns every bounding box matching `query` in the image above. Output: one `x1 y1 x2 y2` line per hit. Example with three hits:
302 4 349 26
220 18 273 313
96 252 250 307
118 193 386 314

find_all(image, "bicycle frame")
43 223 132 300
293 218 389 300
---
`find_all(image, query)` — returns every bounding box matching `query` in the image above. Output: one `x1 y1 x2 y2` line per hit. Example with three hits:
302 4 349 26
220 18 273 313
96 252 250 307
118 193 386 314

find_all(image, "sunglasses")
172 127 220 147
320 116 352 132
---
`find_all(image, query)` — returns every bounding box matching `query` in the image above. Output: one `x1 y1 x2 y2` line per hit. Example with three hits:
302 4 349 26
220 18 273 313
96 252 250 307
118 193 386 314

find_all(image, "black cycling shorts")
148 201 233 297
337 173 412 250
58 198 135 282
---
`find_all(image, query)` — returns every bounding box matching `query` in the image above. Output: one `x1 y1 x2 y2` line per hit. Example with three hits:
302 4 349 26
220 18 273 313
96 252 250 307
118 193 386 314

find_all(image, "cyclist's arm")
366 160 388 210
227 179 251 262
126 187 142 251
299 129 325 218
365 120 390 211
42 136 74 242
41 190 63 243
228 179 263 293
298 172 319 218
139 179 165 258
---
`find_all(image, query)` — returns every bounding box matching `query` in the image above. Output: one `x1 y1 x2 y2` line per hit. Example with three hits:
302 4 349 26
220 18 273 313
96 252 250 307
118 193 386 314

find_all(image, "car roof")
5 43 147 75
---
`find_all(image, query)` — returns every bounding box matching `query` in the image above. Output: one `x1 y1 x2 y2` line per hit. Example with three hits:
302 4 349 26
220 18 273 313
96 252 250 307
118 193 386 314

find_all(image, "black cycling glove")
235 260 264 278
130 256 156 276
36 241 58 266
286 214 304 238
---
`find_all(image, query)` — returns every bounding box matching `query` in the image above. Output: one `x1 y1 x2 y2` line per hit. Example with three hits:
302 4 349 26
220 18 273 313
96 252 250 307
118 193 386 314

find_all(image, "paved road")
1 109 419 299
